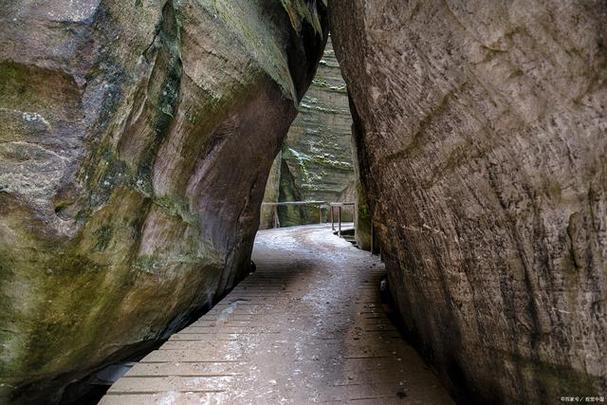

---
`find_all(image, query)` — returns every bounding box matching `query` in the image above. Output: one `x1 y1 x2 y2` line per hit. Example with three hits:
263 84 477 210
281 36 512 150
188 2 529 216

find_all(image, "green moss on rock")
0 1 328 402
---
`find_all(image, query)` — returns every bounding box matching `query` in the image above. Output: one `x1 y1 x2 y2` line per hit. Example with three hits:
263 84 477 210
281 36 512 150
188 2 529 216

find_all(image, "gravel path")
100 225 453 405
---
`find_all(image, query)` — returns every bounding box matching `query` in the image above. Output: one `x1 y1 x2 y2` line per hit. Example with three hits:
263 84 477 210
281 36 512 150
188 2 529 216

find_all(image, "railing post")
273 205 279 228
319 204 322 224
270 205 274 229
353 202 357 239
330 206 334 230
338 206 342 237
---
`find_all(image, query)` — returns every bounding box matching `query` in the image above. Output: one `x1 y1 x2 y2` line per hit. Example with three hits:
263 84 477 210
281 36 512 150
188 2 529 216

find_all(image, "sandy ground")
100 225 453 405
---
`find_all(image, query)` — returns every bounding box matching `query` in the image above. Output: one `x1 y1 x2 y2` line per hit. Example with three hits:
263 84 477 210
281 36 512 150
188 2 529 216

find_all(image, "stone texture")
261 37 356 227
0 1 327 403
330 0 607 403
259 151 283 230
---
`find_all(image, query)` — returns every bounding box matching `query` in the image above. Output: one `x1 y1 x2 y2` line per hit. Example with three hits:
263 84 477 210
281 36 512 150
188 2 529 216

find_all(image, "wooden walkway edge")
100 225 453 405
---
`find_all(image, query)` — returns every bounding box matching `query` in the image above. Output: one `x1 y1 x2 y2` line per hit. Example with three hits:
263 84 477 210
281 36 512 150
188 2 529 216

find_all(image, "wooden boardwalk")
100 225 453 405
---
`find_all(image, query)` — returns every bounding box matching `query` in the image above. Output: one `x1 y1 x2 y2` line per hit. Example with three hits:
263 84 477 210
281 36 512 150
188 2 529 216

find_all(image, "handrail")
261 201 357 237
261 201 327 206
328 202 356 237
329 202 355 207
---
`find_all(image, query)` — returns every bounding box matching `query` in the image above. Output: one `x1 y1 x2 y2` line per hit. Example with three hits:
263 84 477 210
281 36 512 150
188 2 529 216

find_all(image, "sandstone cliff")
330 0 607 403
261 37 356 228
0 1 327 402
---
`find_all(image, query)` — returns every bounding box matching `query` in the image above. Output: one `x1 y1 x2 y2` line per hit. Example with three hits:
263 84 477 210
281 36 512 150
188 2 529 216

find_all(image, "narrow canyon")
0 1 605 404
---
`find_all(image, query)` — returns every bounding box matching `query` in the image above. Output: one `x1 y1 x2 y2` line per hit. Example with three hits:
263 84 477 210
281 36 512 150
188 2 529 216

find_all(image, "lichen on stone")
0 0 328 402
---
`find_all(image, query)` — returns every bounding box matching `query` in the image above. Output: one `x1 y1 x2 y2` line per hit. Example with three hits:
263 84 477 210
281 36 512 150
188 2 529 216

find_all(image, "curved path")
101 225 453 404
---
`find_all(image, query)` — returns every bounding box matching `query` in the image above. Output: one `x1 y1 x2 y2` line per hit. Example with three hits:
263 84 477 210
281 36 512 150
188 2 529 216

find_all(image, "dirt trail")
101 225 453 404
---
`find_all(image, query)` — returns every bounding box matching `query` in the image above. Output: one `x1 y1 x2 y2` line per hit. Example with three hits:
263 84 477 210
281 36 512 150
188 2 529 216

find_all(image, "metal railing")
261 201 357 236
328 202 356 237
261 201 326 229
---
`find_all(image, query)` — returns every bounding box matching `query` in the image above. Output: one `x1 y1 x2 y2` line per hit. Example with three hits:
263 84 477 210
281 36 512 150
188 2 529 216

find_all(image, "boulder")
0 1 327 402
330 0 607 402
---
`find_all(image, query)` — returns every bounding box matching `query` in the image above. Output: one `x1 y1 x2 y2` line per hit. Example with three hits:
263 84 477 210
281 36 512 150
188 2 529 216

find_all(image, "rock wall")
261 37 356 227
259 151 283 230
0 1 327 403
330 0 607 403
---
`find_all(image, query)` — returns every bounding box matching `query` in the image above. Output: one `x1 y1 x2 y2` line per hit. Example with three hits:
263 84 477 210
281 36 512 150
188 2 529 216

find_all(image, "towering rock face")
261 37 356 227
0 1 327 402
281 38 355 204
330 1 607 403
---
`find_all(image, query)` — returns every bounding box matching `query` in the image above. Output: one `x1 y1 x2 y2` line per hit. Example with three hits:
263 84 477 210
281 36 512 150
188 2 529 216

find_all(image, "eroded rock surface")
330 1 607 403
0 1 327 402
261 38 356 227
